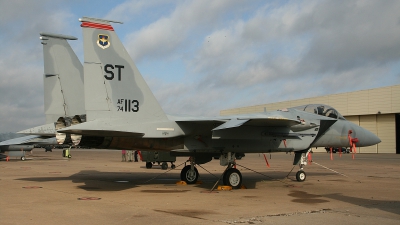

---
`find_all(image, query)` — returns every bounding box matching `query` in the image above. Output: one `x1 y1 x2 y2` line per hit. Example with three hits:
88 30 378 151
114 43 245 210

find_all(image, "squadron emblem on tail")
97 34 110 49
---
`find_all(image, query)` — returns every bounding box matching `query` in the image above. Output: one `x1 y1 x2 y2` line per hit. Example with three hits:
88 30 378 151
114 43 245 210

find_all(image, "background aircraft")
54 17 380 188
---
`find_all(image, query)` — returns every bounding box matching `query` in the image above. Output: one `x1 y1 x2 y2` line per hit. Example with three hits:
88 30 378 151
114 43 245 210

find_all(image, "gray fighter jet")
59 17 381 188
0 33 86 159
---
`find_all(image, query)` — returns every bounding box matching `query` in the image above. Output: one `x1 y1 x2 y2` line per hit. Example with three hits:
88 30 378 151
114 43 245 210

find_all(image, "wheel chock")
176 181 187 185
217 185 232 191
196 180 203 184
240 184 247 189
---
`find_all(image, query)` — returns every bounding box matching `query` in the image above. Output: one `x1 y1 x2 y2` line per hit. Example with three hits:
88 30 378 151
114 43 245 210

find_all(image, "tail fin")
40 33 85 124
79 17 168 122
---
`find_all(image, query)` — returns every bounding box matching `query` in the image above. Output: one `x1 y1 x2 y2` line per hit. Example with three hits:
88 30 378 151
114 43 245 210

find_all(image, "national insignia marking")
97 34 110 49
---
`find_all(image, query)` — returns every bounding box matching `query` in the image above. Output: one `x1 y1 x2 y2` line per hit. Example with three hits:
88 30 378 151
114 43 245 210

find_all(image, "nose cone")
352 125 381 147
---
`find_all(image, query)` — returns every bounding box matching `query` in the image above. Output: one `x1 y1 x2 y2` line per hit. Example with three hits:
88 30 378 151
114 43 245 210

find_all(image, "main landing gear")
179 153 243 189
219 152 242 188
180 157 199 184
179 151 310 188
223 167 242 188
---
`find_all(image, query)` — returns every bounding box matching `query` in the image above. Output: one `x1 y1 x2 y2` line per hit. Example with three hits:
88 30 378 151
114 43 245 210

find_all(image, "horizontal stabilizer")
31 137 57 145
57 120 144 137
0 135 56 146
0 135 40 146
17 123 56 136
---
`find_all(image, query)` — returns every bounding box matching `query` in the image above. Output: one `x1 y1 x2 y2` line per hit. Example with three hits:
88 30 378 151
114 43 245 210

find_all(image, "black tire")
161 162 168 170
296 170 306 182
171 164 176 169
21 156 26 161
180 165 199 184
223 168 242 189
68 155 71 158
146 162 152 169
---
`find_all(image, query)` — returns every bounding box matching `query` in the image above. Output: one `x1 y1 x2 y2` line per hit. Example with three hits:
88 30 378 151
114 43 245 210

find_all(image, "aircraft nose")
352 125 381 147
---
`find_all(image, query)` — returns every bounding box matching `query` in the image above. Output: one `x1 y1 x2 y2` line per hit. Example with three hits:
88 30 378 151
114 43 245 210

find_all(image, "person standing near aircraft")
127 150 133 162
121 150 126 162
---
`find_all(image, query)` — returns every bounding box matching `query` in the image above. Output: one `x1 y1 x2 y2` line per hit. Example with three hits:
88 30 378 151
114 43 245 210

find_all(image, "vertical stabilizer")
80 17 168 122
40 33 85 124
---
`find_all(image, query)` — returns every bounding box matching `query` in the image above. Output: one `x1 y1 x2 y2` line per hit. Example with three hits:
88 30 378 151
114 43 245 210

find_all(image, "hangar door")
396 114 400 154
359 115 378 153
377 114 396 153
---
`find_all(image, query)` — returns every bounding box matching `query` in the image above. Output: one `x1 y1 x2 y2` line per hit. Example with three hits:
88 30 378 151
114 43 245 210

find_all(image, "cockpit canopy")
291 104 345 120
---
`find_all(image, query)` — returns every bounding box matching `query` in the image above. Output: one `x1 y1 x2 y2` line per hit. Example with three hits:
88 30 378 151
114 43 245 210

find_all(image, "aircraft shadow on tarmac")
323 193 400 216
16 169 345 192
17 170 142 191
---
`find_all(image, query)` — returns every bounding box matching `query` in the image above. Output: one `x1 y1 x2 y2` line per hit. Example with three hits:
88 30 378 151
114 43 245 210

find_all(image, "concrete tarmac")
1 149 399 224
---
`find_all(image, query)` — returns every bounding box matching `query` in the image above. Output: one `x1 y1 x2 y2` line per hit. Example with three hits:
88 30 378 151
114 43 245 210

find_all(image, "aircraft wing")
59 129 144 137
59 114 301 138
174 114 300 131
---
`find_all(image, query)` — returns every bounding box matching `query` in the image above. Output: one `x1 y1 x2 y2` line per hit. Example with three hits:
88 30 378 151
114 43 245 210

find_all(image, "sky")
0 0 400 133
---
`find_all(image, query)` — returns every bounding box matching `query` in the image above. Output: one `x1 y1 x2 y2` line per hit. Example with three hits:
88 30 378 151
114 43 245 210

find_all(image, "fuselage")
75 105 381 153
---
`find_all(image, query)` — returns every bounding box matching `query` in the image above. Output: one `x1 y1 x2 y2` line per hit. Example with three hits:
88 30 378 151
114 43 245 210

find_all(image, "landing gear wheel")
180 165 199 184
161 162 168 170
296 170 306 182
146 162 152 169
21 156 26 161
68 155 71 158
223 168 242 189
171 164 176 169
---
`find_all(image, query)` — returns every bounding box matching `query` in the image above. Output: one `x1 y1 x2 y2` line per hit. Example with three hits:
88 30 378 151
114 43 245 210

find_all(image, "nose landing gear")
296 170 306 182
293 150 311 182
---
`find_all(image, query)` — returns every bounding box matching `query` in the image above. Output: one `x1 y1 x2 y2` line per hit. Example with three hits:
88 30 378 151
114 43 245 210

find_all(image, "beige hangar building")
220 84 400 154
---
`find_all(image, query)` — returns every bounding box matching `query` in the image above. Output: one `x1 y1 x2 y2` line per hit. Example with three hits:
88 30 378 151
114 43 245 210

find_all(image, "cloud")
143 0 400 116
0 0 76 132
105 0 177 22
123 0 249 61
296 0 400 74
197 1 399 90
